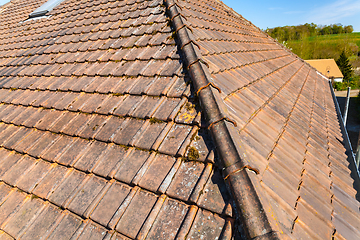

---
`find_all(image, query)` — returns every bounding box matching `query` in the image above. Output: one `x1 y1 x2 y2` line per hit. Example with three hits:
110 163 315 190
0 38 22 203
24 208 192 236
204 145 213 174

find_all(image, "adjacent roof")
305 59 344 79
0 0 359 239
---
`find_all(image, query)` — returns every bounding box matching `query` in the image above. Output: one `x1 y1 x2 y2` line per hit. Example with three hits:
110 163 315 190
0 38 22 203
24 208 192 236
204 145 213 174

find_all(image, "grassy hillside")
285 32 360 67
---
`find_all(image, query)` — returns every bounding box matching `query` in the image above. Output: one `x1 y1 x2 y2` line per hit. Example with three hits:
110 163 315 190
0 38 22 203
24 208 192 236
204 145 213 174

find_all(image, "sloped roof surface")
173 0 360 238
305 59 344 79
0 0 359 239
0 0 234 239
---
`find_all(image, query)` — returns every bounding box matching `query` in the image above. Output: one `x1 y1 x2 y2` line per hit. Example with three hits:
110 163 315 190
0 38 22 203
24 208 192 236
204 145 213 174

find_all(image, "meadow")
285 32 360 67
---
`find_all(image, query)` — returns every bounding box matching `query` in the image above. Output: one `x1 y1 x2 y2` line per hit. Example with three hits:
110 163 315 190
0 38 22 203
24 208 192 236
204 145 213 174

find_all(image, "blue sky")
0 0 9 6
222 0 360 32
1 0 359 31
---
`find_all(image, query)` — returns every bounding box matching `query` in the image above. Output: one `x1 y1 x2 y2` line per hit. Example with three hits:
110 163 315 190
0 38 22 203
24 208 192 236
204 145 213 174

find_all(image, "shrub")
333 81 346 91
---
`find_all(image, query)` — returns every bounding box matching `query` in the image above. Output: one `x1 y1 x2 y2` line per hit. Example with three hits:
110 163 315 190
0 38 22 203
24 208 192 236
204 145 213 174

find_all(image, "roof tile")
2 155 36 186
78 115 109 140
92 144 129 178
158 124 193 156
19 203 62 240
48 169 88 207
115 188 157 238
138 154 177 193
186 209 226 240
94 116 124 142
2 127 32 150
197 169 233 216
166 161 205 201
0 189 27 225
61 113 92 136
112 118 145 146
67 175 108 217
90 181 131 227
114 149 151 184
2 197 45 239
27 131 59 158
46 211 83 240
73 141 108 173
16 160 52 193
76 221 109 240
32 164 70 199
145 198 189 240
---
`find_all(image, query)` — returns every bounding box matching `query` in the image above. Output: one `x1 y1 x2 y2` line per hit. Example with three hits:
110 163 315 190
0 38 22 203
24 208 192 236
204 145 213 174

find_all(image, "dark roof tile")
67 174 108 217
73 141 108 173
0 189 27 226
16 160 52 192
90 181 131 227
55 138 91 166
138 154 177 193
46 211 83 240
114 149 151 184
2 197 45 239
27 131 59 158
115 188 157 238
158 124 193 156
145 198 188 240
186 209 226 240
166 161 205 201
19 204 62 240
48 169 88 207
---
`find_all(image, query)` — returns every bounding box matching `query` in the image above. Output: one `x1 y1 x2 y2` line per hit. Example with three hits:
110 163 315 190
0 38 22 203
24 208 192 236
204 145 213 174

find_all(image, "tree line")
266 23 354 42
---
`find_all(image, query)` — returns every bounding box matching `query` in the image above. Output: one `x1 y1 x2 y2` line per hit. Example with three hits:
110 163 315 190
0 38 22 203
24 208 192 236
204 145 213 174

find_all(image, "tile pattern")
0 0 235 239
176 0 360 238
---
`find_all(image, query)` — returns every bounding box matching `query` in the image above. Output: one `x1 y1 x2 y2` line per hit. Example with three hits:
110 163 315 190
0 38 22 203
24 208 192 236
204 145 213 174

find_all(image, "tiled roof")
0 0 358 239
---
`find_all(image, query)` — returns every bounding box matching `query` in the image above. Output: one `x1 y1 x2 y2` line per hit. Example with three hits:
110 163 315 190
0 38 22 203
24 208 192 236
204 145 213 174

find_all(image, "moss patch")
187 147 199 161
149 117 163 124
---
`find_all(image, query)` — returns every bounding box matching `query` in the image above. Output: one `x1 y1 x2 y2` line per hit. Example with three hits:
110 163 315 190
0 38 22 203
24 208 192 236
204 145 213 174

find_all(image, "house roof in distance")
0 0 359 239
305 59 344 79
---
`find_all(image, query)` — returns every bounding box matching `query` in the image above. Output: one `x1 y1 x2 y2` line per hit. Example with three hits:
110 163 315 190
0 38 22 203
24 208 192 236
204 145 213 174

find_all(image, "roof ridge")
164 0 280 239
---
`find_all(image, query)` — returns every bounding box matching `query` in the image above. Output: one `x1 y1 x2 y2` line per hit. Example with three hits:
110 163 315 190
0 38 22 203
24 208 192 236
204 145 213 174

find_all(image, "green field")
285 32 360 66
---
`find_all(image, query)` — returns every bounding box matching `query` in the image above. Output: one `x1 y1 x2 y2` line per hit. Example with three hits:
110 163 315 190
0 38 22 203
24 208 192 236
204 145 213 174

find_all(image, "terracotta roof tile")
47 211 83 240
115 188 158 238
19 204 62 240
0 0 359 238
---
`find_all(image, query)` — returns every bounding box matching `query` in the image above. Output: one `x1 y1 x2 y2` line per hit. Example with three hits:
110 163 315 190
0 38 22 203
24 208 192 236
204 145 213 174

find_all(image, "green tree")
336 50 353 81
344 25 354 33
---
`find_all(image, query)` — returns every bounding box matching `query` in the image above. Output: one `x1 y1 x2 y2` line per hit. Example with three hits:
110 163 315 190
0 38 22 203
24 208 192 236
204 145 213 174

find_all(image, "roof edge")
164 0 280 238
329 81 360 198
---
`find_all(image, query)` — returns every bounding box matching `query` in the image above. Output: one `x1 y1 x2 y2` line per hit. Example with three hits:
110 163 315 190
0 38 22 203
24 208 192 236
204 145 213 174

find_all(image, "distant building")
305 59 344 82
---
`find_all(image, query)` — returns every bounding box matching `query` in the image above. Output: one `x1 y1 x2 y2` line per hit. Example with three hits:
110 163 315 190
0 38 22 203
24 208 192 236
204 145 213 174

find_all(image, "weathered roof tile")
0 0 359 238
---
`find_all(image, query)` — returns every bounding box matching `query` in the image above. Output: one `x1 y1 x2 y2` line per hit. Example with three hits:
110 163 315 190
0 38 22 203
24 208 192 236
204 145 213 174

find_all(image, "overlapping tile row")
0 0 238 239
175 0 360 238
0 124 234 239
0 5 180 79
0 154 234 239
